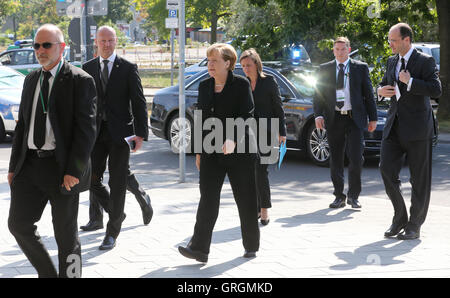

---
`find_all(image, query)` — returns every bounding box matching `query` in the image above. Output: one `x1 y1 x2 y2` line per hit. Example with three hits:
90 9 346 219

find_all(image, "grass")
139 70 178 88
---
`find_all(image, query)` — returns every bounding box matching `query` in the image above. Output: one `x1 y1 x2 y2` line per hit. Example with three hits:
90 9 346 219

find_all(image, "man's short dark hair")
394 23 413 43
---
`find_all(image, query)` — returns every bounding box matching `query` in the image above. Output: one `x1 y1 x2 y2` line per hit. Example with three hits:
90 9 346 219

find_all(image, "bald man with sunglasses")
7 24 97 278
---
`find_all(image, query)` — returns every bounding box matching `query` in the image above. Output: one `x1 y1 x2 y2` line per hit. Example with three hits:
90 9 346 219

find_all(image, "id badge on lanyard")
336 89 345 106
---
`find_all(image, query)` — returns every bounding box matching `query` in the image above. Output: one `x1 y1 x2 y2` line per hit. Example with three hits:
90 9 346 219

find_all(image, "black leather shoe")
329 198 346 209
397 228 420 240
260 218 270 226
347 198 362 209
178 246 208 263
80 220 104 231
384 222 407 238
99 236 116 250
142 199 153 225
243 251 257 258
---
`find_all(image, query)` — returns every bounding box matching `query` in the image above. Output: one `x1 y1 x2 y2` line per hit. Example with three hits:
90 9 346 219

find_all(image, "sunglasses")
33 42 61 50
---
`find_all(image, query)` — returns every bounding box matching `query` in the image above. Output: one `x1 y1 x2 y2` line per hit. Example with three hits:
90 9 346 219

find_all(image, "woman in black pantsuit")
178 43 260 262
240 49 286 226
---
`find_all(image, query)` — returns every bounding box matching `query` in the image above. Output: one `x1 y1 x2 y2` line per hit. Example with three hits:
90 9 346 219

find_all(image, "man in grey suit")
314 37 377 210
378 23 441 240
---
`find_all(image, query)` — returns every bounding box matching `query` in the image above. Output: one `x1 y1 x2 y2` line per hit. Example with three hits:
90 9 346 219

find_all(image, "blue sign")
168 9 177 18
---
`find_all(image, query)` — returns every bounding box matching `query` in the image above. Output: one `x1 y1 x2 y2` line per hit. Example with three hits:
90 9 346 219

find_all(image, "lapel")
48 61 70 113
406 48 419 74
23 71 40 127
349 58 355 87
105 55 122 96
92 57 105 97
390 54 399 83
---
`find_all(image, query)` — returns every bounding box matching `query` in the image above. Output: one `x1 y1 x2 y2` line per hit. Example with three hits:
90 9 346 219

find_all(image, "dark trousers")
190 154 260 254
90 121 130 239
88 167 149 222
255 162 271 210
8 155 81 278
380 124 432 230
327 113 365 200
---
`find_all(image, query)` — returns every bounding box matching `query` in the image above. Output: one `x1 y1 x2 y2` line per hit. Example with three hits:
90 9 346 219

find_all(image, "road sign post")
178 0 186 183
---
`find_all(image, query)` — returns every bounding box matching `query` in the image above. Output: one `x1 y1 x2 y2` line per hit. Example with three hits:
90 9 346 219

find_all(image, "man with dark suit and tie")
314 37 378 209
7 24 97 278
378 23 441 240
82 26 149 250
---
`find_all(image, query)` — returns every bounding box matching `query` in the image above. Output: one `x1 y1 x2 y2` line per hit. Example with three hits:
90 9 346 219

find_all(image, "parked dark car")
150 65 402 166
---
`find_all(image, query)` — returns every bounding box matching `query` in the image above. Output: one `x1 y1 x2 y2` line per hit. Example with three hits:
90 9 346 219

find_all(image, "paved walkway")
0 136 450 278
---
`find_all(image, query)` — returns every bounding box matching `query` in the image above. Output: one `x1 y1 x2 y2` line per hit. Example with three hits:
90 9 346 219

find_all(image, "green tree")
95 0 134 25
0 0 20 20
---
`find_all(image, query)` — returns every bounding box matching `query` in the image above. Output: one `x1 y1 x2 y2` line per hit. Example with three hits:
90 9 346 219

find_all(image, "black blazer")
9 61 97 193
379 49 441 141
313 59 377 130
251 74 286 137
83 55 148 144
196 70 256 155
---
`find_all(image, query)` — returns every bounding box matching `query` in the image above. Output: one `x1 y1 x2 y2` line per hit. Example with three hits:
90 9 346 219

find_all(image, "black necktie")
34 71 52 149
398 58 407 96
337 63 345 90
101 59 109 92
336 63 345 109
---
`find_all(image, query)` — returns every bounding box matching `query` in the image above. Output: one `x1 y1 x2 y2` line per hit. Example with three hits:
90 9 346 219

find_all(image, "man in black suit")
378 23 441 240
314 37 378 209
82 26 149 250
7 24 97 278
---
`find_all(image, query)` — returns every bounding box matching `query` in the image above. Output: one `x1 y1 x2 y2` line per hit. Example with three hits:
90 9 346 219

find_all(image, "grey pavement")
0 134 450 278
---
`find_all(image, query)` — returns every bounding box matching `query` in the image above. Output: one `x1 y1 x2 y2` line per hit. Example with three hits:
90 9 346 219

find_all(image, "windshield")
431 48 440 64
279 69 315 98
0 68 25 88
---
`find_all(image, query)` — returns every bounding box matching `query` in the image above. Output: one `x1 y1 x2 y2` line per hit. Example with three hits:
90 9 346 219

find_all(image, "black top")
250 74 286 137
197 70 257 155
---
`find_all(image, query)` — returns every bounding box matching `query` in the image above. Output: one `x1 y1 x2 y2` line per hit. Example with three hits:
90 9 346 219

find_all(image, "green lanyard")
39 60 62 114
336 62 350 89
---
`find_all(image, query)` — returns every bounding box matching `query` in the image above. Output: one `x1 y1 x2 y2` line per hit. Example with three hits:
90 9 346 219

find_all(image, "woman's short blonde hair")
239 48 266 78
206 43 238 71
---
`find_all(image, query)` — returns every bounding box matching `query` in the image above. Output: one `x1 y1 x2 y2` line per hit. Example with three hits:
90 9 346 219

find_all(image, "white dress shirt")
335 58 352 111
99 52 116 79
396 46 414 91
27 60 63 150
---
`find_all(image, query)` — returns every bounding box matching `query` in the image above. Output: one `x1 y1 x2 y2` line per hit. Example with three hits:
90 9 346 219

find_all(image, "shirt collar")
44 59 63 77
100 52 116 65
400 46 414 62
335 58 350 69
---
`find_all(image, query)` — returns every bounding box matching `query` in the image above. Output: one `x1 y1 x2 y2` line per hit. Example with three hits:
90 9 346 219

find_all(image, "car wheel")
0 119 6 143
306 124 330 167
167 113 193 154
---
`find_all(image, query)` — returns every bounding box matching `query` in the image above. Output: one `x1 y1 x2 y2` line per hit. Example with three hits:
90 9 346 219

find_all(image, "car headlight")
377 117 386 125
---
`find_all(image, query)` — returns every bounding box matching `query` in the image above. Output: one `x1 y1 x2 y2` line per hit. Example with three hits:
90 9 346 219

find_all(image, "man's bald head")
95 26 117 59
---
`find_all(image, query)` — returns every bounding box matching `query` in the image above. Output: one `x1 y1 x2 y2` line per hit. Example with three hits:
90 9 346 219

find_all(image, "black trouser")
380 122 432 230
327 113 365 200
88 167 149 222
90 121 130 239
255 161 271 210
8 154 81 278
189 154 260 254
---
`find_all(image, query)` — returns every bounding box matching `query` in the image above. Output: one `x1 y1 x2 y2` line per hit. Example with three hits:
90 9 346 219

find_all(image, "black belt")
27 149 55 158
336 110 352 117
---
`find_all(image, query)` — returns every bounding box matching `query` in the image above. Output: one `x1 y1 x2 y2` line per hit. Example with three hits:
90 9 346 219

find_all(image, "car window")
280 69 315 98
13 50 35 65
186 73 210 91
199 58 208 67
0 53 13 65
431 48 440 64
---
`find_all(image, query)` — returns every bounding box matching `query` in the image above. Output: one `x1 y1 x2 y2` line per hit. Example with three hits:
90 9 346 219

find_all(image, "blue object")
278 141 287 170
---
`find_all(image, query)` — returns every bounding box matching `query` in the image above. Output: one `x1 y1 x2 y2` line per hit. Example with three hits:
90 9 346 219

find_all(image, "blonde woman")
178 43 259 262
240 48 286 226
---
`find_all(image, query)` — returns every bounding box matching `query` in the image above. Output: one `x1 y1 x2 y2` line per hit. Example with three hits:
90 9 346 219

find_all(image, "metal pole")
179 0 186 183
80 0 87 63
171 29 174 86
